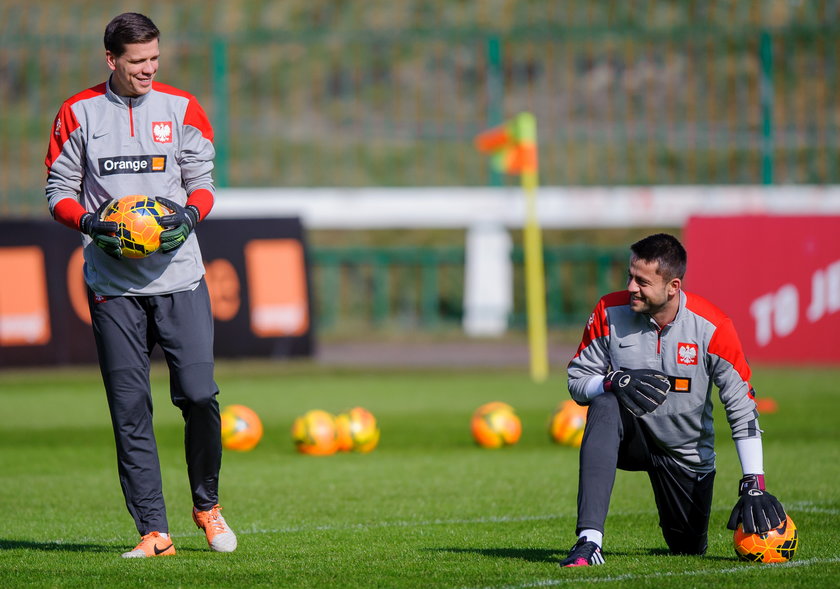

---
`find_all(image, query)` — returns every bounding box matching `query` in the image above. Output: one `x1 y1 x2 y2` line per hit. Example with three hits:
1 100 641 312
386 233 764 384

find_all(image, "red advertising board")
684 216 840 364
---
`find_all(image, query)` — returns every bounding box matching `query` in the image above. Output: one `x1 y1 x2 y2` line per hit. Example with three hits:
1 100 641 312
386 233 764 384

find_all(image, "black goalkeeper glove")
604 368 670 417
727 474 785 534
80 200 121 259
156 196 199 253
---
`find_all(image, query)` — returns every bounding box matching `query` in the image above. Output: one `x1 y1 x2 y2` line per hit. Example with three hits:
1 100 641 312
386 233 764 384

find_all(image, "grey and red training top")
567 290 761 473
45 78 215 296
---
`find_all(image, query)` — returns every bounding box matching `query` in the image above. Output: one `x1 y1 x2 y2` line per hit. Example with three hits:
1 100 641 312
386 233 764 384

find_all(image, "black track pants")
575 392 715 555
88 279 221 535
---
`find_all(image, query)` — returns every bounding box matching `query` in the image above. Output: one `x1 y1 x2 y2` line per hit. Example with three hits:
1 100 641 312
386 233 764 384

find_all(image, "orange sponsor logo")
244 239 309 337
0 246 51 346
673 378 690 392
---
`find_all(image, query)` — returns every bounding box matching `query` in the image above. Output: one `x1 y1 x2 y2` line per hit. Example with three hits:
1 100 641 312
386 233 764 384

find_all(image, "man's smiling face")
106 38 159 97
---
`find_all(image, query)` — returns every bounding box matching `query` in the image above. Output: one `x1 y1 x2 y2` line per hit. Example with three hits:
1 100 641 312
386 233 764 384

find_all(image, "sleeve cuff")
574 375 606 402
52 198 88 231
735 436 764 476
186 188 214 221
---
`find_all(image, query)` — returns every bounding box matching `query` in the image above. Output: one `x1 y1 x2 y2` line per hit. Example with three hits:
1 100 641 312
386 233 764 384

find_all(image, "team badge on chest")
677 342 699 365
152 121 173 143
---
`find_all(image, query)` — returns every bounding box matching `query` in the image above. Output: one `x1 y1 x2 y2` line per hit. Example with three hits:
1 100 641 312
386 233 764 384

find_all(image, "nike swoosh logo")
618 342 636 348
154 543 173 555
92 131 110 139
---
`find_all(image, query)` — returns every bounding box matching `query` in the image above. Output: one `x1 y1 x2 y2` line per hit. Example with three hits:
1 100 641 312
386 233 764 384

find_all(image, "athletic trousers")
576 392 715 555
88 279 221 535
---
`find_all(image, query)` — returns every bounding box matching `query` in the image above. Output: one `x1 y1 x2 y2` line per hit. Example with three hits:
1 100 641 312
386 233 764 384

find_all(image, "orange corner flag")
474 112 538 175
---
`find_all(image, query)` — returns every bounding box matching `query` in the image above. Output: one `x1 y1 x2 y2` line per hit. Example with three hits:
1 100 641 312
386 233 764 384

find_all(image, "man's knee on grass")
662 529 707 556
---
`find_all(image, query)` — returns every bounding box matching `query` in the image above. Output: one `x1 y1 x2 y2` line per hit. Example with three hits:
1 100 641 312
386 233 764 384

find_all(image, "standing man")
561 233 785 566
45 13 236 558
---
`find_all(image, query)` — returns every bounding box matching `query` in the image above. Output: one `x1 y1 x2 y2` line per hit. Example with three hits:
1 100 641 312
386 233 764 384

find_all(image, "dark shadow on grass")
0 538 210 555
0 539 114 553
432 546 737 564
430 547 562 563
645 547 735 561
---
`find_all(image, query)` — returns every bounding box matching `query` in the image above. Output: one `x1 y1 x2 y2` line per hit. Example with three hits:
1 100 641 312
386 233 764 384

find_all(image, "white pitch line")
785 501 840 515
467 556 840 589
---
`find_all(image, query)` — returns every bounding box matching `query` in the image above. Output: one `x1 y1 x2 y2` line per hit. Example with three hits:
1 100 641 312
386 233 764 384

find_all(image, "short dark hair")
630 233 687 281
104 13 159 57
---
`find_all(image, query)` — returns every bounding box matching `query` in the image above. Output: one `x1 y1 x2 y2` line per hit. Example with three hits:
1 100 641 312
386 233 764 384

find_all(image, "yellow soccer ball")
220 404 263 452
734 515 799 563
102 195 168 259
335 407 380 453
548 400 588 447
470 401 521 449
291 409 339 456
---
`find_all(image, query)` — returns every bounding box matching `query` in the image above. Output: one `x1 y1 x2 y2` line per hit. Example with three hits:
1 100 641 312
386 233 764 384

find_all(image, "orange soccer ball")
335 407 380 453
548 400 588 447
220 404 264 452
470 402 522 448
102 195 168 258
734 515 799 563
291 409 339 456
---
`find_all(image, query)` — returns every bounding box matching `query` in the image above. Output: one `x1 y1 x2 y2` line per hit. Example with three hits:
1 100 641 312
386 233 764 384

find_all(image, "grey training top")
45 78 215 296
568 289 761 473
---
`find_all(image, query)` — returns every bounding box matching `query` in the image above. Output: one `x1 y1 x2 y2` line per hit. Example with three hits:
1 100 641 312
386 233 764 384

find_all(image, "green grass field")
1 361 838 588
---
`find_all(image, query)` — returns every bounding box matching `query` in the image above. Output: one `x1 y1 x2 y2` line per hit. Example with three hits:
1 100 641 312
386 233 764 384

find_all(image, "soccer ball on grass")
470 401 521 448
291 409 340 456
733 514 798 563
101 195 169 258
220 404 263 451
335 407 380 453
548 400 588 447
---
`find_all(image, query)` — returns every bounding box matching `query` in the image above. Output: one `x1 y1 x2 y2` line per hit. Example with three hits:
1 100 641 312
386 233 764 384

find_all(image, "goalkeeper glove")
156 196 199 253
604 368 670 417
80 200 121 259
727 474 785 534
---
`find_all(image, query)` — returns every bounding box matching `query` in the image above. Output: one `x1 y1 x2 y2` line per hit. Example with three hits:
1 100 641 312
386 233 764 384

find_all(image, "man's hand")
727 474 785 534
604 368 670 417
156 196 199 253
80 200 121 259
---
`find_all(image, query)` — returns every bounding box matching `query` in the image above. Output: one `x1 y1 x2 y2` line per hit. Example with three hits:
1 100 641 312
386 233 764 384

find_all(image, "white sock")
158 532 170 539
579 529 602 547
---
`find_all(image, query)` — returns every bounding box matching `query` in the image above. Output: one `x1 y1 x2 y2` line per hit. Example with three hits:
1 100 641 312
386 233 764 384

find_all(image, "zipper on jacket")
656 325 664 356
128 99 135 137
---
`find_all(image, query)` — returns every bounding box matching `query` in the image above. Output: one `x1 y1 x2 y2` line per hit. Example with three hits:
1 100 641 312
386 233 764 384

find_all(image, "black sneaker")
559 537 605 567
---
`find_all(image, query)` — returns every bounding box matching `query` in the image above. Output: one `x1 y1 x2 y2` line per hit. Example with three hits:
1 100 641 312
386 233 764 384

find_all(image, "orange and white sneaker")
121 531 176 558
192 504 237 552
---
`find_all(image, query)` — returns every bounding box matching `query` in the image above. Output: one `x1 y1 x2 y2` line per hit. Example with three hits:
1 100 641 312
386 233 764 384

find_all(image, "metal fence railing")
3 1 840 217
310 245 628 331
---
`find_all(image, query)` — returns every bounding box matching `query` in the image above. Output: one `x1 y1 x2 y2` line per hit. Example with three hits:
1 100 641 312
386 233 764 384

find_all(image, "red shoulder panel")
153 82 214 141
573 291 629 358
66 82 107 106
684 291 729 326
44 83 107 170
